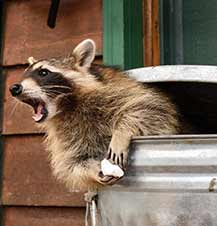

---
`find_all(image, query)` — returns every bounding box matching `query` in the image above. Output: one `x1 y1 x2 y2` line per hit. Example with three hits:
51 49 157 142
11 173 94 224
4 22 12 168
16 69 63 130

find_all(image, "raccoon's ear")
72 39 96 68
28 56 37 65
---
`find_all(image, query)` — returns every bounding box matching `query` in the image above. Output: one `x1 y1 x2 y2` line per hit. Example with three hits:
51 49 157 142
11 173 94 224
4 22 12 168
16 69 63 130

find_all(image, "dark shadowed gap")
152 82 217 134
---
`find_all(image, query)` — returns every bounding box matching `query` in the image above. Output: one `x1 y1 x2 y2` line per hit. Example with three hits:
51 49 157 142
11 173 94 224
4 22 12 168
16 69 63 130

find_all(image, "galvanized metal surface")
127 65 217 83
98 135 217 226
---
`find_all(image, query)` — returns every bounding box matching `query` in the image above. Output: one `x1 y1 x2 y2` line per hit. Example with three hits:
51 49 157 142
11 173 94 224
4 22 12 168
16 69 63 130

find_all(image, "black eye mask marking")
25 66 73 97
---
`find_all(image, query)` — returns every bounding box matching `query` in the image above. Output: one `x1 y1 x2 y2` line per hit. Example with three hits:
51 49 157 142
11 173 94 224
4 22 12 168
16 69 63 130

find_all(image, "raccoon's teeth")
32 114 43 122
32 104 44 122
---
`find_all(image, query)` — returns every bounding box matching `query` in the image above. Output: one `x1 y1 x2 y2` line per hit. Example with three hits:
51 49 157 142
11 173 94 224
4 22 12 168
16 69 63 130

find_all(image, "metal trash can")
98 135 217 226
96 66 217 226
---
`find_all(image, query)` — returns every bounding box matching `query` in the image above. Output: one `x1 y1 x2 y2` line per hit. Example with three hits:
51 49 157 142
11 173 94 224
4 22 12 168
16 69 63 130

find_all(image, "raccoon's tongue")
32 104 44 122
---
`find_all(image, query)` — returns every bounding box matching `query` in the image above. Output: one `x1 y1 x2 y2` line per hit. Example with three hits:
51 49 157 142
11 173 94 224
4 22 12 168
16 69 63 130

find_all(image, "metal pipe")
47 0 60 28
90 200 97 226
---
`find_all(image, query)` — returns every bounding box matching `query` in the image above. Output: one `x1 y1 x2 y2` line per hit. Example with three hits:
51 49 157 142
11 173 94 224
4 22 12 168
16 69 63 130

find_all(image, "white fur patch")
21 78 46 100
28 56 37 65
46 102 58 119
63 70 101 89
21 78 40 92
41 64 63 74
32 61 63 74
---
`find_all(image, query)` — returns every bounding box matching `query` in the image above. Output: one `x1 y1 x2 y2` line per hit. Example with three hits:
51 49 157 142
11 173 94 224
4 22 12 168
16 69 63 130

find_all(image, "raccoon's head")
9 39 97 123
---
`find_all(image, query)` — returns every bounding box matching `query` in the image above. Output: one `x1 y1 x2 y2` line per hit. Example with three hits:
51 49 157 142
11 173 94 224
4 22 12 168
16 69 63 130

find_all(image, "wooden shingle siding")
4 207 85 226
3 67 39 135
3 0 102 66
2 0 103 225
1 0 159 225
2 135 85 207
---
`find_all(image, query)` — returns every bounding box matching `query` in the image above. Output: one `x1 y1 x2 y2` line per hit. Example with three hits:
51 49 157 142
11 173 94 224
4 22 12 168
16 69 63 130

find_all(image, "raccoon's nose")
10 84 23 96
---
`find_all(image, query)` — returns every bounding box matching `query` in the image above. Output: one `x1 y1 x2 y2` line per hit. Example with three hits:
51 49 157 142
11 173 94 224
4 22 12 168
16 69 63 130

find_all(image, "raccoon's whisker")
55 110 62 115
41 91 60 97
23 88 40 92
23 94 41 99
8 100 19 119
42 89 65 94
23 90 41 95
42 85 71 90
44 93 64 100
44 93 57 98
22 90 42 98
42 85 71 89
42 89 70 97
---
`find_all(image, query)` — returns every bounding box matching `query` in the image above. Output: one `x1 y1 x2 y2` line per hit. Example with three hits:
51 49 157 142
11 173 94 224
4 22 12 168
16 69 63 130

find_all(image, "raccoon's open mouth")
22 98 48 123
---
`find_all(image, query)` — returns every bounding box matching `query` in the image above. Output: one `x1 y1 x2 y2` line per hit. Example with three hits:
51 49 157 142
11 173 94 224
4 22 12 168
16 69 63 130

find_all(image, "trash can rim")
132 134 217 142
127 65 217 83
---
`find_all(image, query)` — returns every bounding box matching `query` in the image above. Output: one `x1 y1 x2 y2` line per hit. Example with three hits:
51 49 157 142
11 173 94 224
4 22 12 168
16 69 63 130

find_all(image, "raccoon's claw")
98 171 121 185
106 148 127 169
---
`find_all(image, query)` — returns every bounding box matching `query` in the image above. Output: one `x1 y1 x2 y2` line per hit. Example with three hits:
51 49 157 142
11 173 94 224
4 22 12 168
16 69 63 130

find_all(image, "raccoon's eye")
38 69 50 77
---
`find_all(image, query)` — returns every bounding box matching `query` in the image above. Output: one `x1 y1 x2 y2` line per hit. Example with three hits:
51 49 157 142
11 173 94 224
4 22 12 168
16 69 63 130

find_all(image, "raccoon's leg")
107 130 132 168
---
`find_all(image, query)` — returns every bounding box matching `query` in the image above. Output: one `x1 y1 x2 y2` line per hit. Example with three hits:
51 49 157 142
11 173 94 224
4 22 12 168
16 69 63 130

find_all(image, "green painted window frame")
160 0 217 65
159 0 183 65
102 0 144 70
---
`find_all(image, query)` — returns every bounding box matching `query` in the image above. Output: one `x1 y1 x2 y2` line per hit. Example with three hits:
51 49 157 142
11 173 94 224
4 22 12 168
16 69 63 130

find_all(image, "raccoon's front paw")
106 147 128 169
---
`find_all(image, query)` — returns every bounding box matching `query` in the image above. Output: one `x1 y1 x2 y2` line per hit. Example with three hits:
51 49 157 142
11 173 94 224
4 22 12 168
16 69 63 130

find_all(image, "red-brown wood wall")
1 1 159 225
2 1 102 225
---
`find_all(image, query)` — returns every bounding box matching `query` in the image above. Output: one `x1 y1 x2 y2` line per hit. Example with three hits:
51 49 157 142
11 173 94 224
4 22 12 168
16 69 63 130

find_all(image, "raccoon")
10 39 182 191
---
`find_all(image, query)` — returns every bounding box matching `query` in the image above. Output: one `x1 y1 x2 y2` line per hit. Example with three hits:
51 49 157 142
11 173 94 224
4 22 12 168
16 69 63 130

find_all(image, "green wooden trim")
103 0 143 70
159 0 183 65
